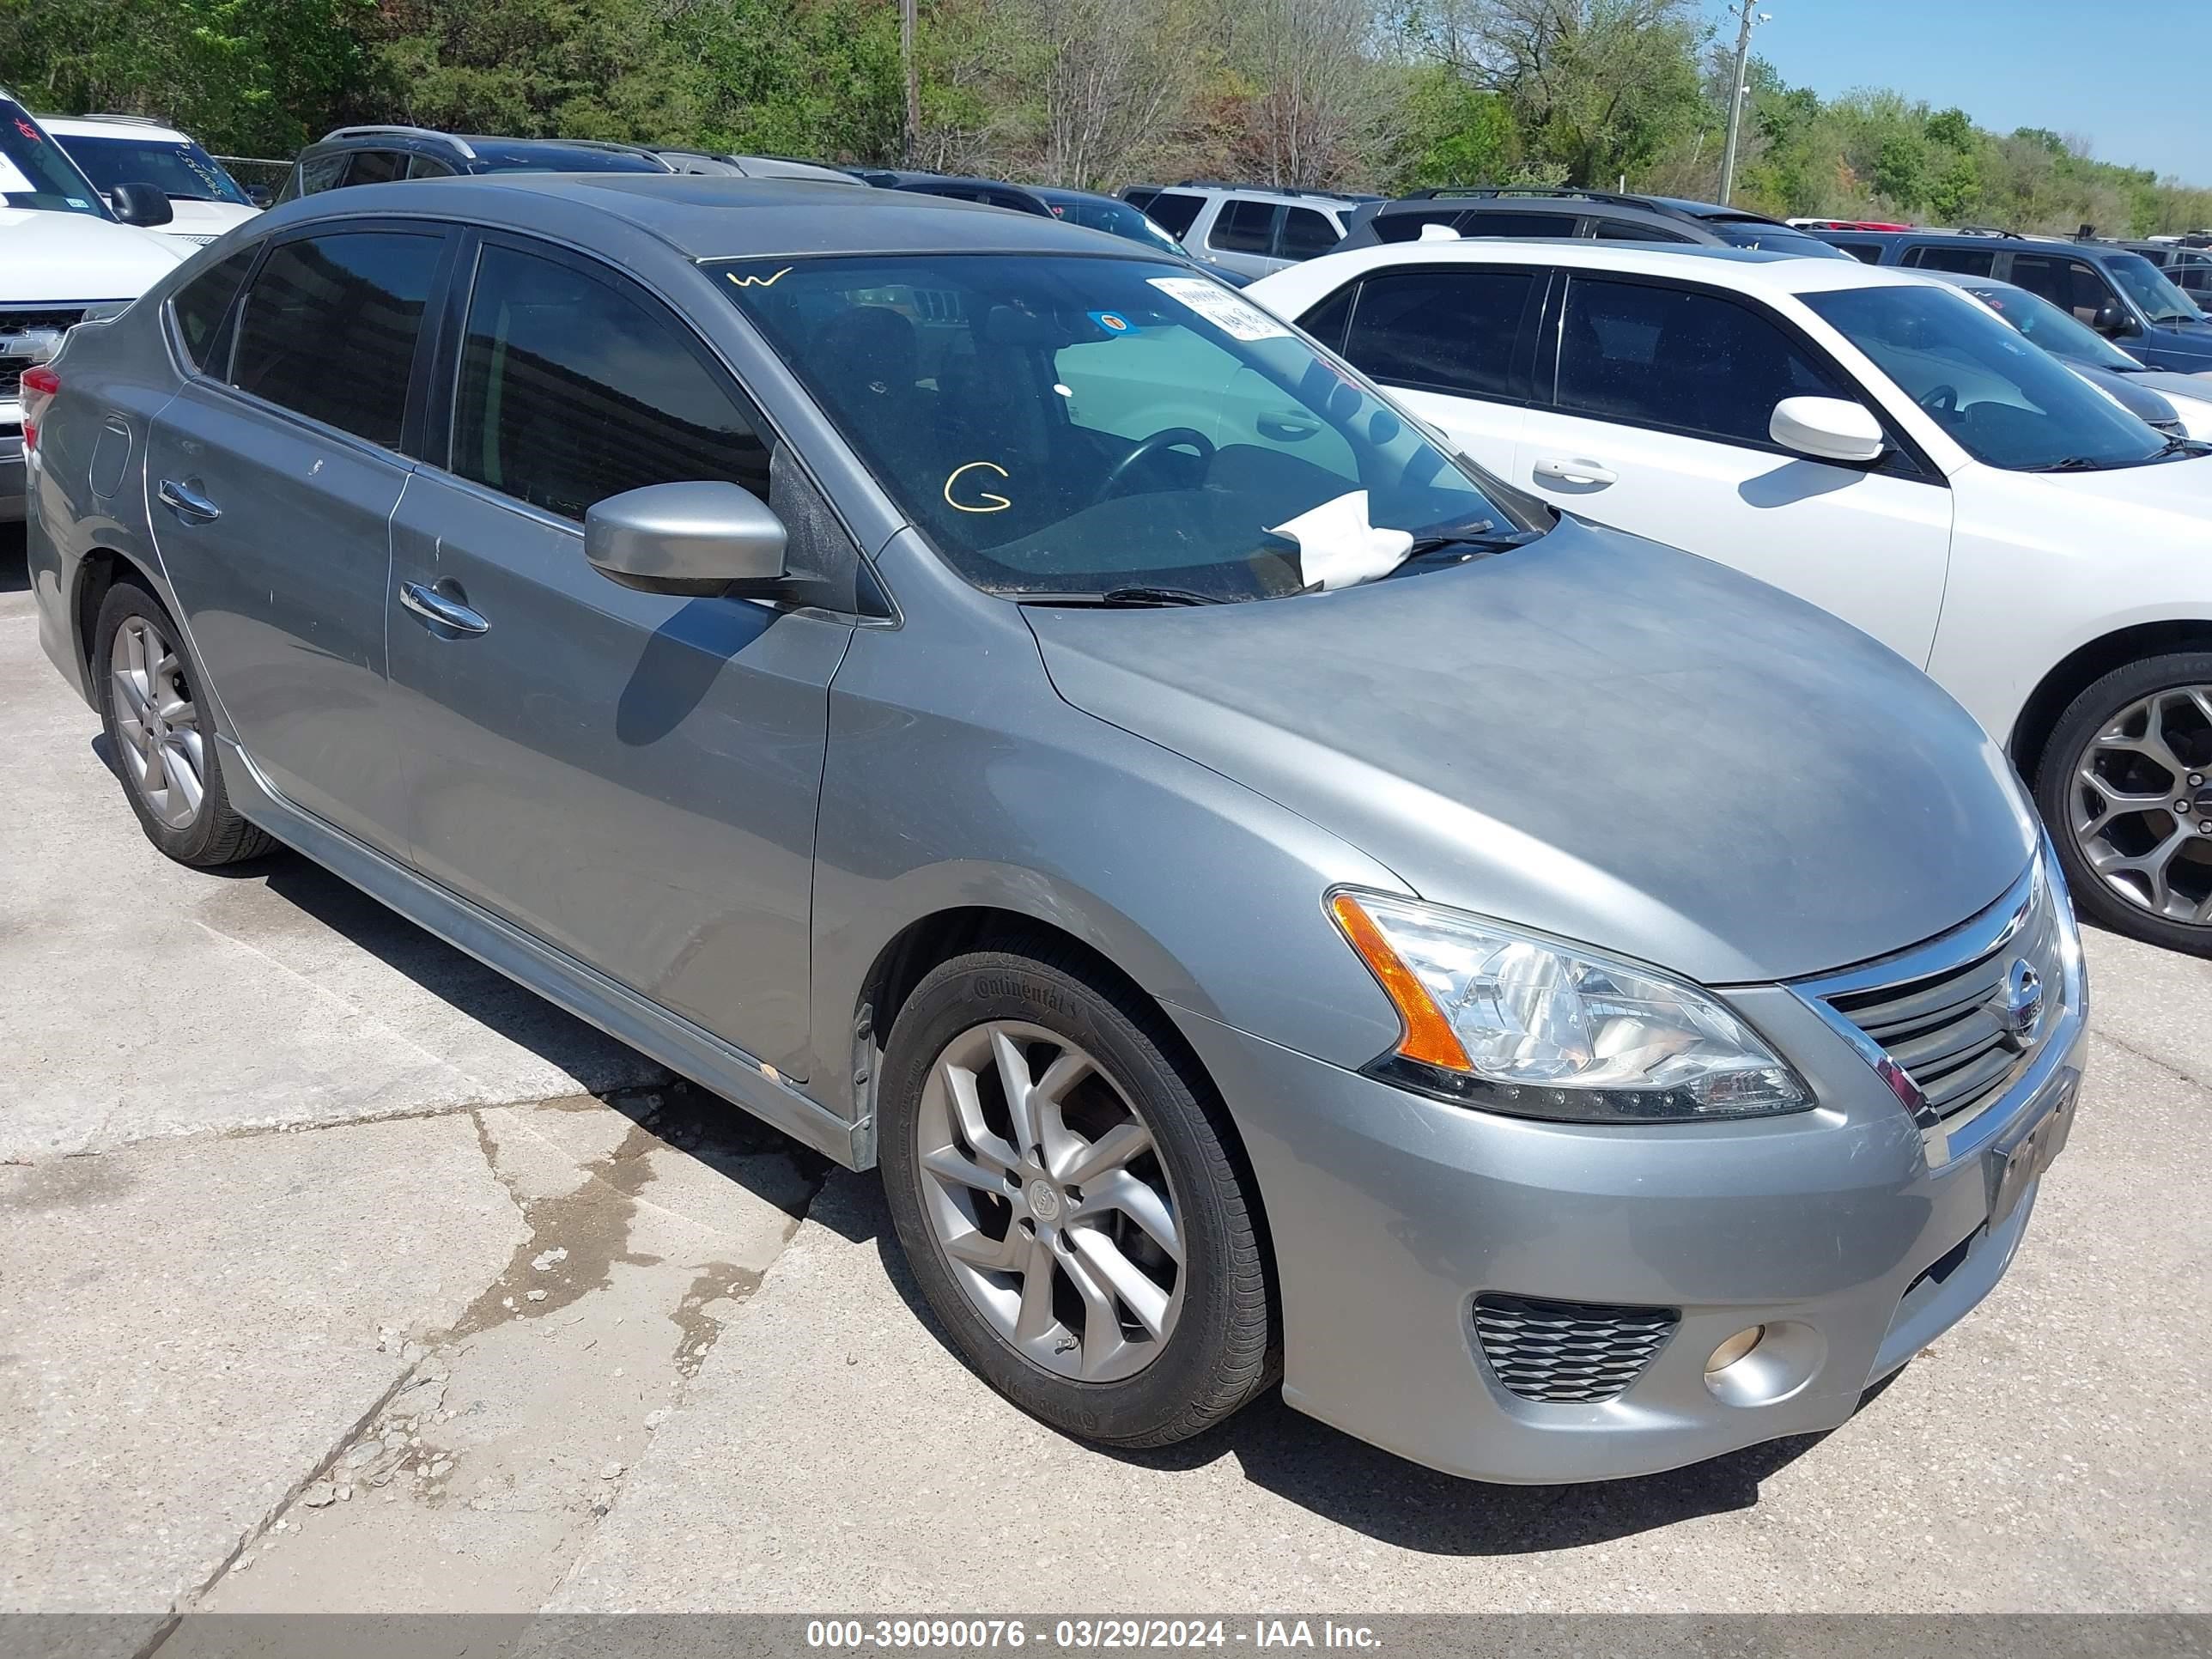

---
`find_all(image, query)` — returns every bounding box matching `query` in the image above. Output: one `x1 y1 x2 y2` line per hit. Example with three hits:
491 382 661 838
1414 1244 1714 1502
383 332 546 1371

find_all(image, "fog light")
1706 1325 1765 1374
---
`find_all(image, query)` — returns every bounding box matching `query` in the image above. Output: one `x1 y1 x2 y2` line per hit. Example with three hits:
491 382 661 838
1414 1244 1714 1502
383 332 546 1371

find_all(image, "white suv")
38 114 263 246
2 92 185 520
1122 183 1374 280
1252 239 2212 953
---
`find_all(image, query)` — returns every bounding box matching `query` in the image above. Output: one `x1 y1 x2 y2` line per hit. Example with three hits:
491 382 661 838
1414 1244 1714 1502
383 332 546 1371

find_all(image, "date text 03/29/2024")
805 1621 1383 1650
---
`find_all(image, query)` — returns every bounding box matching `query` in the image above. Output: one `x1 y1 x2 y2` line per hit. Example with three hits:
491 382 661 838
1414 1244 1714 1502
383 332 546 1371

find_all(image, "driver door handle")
398 580 489 636
158 478 221 523
1532 457 1618 487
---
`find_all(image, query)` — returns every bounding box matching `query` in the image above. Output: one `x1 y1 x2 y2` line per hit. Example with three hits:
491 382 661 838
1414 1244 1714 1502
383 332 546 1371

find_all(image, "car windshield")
1044 196 1185 254
2106 252 2204 324
1960 283 2142 369
1708 222 1852 259
1805 283 2169 471
0 100 111 217
718 252 1532 600
55 132 251 204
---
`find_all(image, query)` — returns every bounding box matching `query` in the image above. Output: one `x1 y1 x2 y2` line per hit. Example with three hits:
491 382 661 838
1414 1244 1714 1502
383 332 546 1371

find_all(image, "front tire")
2036 650 2212 953
878 939 1275 1448
94 580 275 868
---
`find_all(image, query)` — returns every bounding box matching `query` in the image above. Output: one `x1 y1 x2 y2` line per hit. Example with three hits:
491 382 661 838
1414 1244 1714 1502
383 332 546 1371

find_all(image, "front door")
1514 272 1954 666
384 236 849 1077
145 225 449 854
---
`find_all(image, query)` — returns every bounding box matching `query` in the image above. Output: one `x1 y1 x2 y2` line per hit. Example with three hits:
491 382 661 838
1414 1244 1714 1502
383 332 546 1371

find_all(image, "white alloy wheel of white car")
1251 240 2212 953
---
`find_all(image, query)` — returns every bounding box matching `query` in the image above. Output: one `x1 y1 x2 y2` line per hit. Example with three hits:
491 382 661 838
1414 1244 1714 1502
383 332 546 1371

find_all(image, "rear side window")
1146 191 1204 237
1297 284 1355 353
407 155 458 179
1830 241 1883 264
171 246 259 374
288 151 349 200
345 150 409 187
231 231 443 448
1555 276 1843 448
1122 187 1159 213
1209 199 1277 254
450 242 770 520
1277 206 1340 260
1594 218 1693 245
1903 245 1997 276
1374 209 1462 244
1457 211 1577 240
1342 269 1535 399
2008 255 2115 324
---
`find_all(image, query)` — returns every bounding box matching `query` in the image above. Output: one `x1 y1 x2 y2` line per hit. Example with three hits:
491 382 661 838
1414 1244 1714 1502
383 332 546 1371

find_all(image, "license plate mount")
1986 1080 2075 1231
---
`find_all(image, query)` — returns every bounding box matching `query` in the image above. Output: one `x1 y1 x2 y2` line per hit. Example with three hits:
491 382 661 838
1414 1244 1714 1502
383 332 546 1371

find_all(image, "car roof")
1279 236 1944 297
37 113 191 143
259 173 1153 260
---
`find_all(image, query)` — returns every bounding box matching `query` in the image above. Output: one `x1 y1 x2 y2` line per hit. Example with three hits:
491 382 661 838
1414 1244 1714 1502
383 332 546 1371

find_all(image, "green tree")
1872 132 1928 208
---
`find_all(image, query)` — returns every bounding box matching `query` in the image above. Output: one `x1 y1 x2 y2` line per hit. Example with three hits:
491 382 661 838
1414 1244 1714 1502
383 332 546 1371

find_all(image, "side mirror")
586 482 788 597
1770 396 1887 465
2093 300 2133 337
109 182 174 228
246 184 273 209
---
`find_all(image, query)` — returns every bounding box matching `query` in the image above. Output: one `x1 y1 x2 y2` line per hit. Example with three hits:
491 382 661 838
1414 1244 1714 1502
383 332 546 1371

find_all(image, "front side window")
1595 219 1692 244
2103 252 2203 324
172 246 259 373
407 155 458 180
2007 255 2113 325
1209 200 1277 254
719 253 1530 601
1277 207 1341 260
1804 283 2169 471
1905 245 1998 276
0 99 109 216
1555 276 1843 448
1145 191 1204 237
452 243 769 520
345 150 409 187
1341 268 1534 399
55 134 251 204
232 231 442 448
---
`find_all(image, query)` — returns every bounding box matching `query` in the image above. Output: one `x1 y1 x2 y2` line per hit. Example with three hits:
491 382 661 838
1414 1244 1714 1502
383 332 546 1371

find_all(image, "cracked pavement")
3 530 2208 1624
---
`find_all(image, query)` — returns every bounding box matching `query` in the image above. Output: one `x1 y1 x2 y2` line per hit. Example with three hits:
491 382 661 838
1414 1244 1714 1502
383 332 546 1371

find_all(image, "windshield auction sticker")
1146 276 1289 343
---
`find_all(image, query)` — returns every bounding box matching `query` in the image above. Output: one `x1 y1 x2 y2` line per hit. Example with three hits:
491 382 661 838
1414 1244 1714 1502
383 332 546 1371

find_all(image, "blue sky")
1726 0 2211 186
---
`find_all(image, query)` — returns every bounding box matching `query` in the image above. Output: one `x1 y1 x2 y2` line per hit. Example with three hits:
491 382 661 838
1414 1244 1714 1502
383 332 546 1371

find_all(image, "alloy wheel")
2066 684 2212 926
913 1020 1185 1383
111 614 205 830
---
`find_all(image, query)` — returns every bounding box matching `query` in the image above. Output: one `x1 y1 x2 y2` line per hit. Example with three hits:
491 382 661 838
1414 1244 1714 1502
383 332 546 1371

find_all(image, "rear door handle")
157 477 221 523
398 580 489 636
1532 457 1618 487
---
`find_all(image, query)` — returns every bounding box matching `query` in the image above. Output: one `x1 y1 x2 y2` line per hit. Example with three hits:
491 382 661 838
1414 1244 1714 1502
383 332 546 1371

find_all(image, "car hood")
0 207 186 302
153 199 260 241
1024 519 2036 987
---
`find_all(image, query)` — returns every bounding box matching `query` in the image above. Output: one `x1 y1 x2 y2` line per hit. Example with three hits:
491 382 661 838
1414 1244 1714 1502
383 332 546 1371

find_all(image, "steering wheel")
1094 428 1216 504
1918 384 1959 420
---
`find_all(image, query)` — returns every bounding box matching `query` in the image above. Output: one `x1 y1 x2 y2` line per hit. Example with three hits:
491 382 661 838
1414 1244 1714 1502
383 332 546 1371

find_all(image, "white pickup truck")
3 90 185 521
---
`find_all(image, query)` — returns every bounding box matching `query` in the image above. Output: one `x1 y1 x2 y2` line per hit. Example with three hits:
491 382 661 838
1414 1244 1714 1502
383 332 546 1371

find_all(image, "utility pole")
901 0 921 165
1717 0 1770 205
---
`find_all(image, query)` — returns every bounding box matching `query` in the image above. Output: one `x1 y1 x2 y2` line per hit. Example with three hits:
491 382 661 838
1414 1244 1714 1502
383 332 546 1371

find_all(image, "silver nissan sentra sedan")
23 174 2087 1483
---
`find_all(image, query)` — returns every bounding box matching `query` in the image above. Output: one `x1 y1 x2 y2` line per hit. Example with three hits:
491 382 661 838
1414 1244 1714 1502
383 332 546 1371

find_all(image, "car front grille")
1 306 87 400
1471 1293 1679 1403
1817 865 2065 1130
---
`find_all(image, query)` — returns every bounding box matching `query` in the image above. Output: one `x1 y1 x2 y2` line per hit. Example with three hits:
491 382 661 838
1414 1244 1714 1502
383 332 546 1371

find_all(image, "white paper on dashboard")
0 155 33 195
1146 276 1290 342
1267 490 1413 591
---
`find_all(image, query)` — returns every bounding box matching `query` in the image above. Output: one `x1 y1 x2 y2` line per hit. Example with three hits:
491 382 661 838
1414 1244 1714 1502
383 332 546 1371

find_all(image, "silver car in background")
24 175 2087 1483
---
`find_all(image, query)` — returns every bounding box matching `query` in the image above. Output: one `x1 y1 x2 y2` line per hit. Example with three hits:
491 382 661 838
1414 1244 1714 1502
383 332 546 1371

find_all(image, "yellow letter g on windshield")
944 461 1012 514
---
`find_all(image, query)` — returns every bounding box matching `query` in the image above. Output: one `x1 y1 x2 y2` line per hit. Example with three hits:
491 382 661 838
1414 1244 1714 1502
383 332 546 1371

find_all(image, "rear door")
1205 200 1285 279
1511 271 1953 665
383 233 852 1077
1323 264 1546 481
144 222 452 854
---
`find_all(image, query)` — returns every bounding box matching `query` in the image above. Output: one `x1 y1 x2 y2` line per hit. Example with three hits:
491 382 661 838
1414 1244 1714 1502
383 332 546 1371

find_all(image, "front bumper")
1168 905 2087 1486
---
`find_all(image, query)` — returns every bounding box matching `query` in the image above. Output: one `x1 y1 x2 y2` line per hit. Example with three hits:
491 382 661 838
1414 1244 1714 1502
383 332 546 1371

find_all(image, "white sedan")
1252 239 2212 952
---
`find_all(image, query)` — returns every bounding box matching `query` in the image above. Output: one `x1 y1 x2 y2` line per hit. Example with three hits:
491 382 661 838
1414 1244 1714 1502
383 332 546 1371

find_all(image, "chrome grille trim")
1793 853 2076 1161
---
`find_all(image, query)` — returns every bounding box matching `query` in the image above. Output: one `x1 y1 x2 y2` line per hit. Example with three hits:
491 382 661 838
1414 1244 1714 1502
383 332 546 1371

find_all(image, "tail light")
19 364 60 453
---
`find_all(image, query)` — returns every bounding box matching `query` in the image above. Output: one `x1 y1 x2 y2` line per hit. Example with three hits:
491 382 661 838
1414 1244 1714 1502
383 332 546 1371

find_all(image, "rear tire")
94 580 276 868
2035 650 2212 954
878 938 1275 1448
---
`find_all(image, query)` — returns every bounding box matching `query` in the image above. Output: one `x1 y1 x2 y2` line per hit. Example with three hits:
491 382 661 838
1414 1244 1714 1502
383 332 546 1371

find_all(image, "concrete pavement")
3 526 2208 1620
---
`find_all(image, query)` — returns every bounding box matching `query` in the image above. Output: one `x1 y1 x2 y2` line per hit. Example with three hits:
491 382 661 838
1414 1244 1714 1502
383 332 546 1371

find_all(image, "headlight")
1328 890 1814 1123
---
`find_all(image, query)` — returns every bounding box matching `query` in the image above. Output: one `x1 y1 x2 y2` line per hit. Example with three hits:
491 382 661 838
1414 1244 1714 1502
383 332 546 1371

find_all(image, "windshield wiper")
1016 586 1242 607
2030 455 2110 472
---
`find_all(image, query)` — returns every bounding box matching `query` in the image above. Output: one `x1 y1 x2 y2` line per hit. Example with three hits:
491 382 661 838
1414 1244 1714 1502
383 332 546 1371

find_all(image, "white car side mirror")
1770 396 1887 465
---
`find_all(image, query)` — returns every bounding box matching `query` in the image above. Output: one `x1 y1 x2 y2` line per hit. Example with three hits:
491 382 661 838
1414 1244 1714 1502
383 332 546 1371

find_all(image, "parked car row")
19 165 2124 1491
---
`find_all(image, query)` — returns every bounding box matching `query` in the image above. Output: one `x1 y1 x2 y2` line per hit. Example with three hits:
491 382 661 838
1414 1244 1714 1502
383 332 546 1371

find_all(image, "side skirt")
219 735 868 1170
